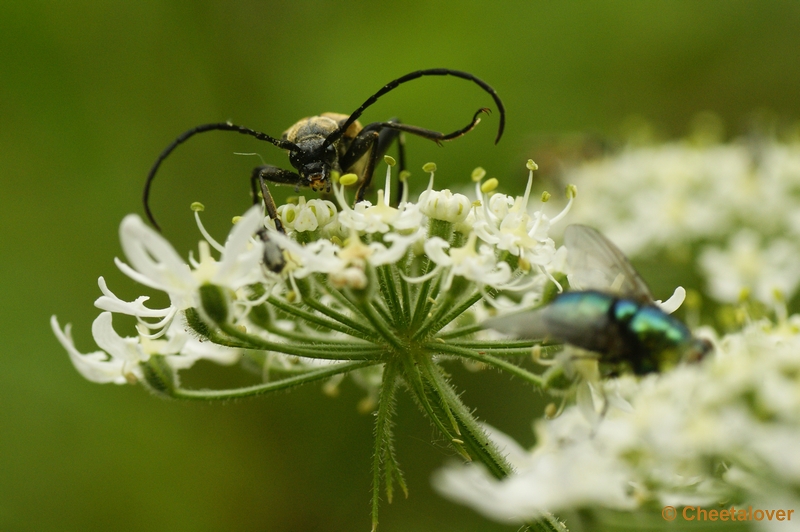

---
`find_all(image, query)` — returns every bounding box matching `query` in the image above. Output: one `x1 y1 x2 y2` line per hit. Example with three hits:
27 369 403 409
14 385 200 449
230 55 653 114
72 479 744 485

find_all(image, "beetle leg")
344 107 486 205
341 118 407 205
366 107 490 145
349 131 382 204
249 165 304 231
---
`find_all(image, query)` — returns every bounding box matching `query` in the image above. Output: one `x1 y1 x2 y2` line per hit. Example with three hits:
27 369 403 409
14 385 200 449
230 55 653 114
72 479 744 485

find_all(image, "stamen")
400 265 443 284
423 162 436 191
549 184 576 225
539 264 563 293
193 209 225 253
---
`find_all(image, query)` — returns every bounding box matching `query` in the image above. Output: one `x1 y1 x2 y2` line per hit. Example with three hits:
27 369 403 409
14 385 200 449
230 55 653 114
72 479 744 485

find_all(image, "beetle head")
288 138 337 192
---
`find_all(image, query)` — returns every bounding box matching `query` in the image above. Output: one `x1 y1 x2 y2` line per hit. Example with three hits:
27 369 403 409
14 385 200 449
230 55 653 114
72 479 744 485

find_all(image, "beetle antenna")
144 122 299 230
324 68 506 149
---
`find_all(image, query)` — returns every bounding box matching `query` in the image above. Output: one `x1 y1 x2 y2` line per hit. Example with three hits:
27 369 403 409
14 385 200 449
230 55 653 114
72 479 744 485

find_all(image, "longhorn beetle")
143 68 506 235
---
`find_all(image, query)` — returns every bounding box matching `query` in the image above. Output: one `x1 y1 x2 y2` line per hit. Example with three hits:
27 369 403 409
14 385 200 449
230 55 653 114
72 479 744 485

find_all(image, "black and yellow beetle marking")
142 68 506 234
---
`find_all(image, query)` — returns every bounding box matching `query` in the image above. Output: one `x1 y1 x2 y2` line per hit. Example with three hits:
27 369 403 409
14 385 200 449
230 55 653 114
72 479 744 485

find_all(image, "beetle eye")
289 151 301 168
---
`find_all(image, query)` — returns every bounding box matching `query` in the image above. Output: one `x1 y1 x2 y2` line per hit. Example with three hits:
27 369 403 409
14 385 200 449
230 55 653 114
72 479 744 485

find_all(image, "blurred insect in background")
486 224 712 377
142 68 506 235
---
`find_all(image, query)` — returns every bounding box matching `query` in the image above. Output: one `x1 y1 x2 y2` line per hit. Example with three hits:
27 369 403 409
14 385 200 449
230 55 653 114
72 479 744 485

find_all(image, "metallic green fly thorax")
542 290 700 375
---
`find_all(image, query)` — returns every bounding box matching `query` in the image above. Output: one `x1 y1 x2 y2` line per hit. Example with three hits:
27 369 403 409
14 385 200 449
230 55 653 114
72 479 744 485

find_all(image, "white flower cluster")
52 162 574 386
564 140 800 304
434 314 800 523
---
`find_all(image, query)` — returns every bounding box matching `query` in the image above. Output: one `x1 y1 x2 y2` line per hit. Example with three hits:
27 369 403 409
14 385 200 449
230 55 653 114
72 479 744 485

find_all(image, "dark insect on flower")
486 224 712 375
142 68 505 234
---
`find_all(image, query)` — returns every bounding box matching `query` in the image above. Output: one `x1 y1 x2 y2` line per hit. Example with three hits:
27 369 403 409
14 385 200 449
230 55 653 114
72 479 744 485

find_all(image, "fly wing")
564 224 654 304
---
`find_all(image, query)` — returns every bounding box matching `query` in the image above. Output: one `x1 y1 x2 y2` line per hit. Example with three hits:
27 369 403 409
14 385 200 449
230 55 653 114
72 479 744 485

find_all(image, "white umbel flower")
435 315 800 523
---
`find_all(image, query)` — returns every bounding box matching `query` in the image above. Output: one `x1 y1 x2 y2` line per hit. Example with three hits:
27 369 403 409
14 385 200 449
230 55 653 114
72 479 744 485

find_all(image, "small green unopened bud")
340 173 358 186
141 355 176 397
544 403 558 419
199 284 229 324
541 191 551 202
231 216 241 224
471 167 486 181
190 202 205 212
184 308 211 338
480 178 499 193
384 155 396 167
526 159 539 171
422 162 437 173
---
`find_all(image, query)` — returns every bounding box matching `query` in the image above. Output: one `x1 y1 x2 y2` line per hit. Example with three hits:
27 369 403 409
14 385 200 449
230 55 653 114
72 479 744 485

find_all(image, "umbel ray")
142 68 506 236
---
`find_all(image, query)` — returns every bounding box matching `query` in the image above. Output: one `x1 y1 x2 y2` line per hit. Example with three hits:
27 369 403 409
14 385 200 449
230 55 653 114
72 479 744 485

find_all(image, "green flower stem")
371 361 405 532
398 263 413 327
296 279 386 340
412 279 473 341
408 219 452 330
425 361 511 480
420 275 445 326
170 360 380 401
446 339 540 349
433 287 496 333
268 294 375 340
423 342 546 388
257 362 315 376
428 218 454 241
410 275 435 331
377 264 403 328
253 317 381 346
436 323 482 339
318 275 363 315
460 346 550 357
426 368 578 532
446 342 563 357
218 322 384 360
369 296 396 330
355 299 405 352
418 356 462 435
259 326 342 344
399 355 470 460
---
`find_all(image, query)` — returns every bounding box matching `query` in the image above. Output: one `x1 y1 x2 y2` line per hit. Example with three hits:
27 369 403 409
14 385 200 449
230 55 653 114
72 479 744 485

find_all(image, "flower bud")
199 284 229 324
418 189 471 223
140 355 176 397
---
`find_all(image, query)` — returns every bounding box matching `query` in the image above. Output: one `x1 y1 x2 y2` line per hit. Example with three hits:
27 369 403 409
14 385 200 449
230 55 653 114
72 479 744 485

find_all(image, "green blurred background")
2 1 800 530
